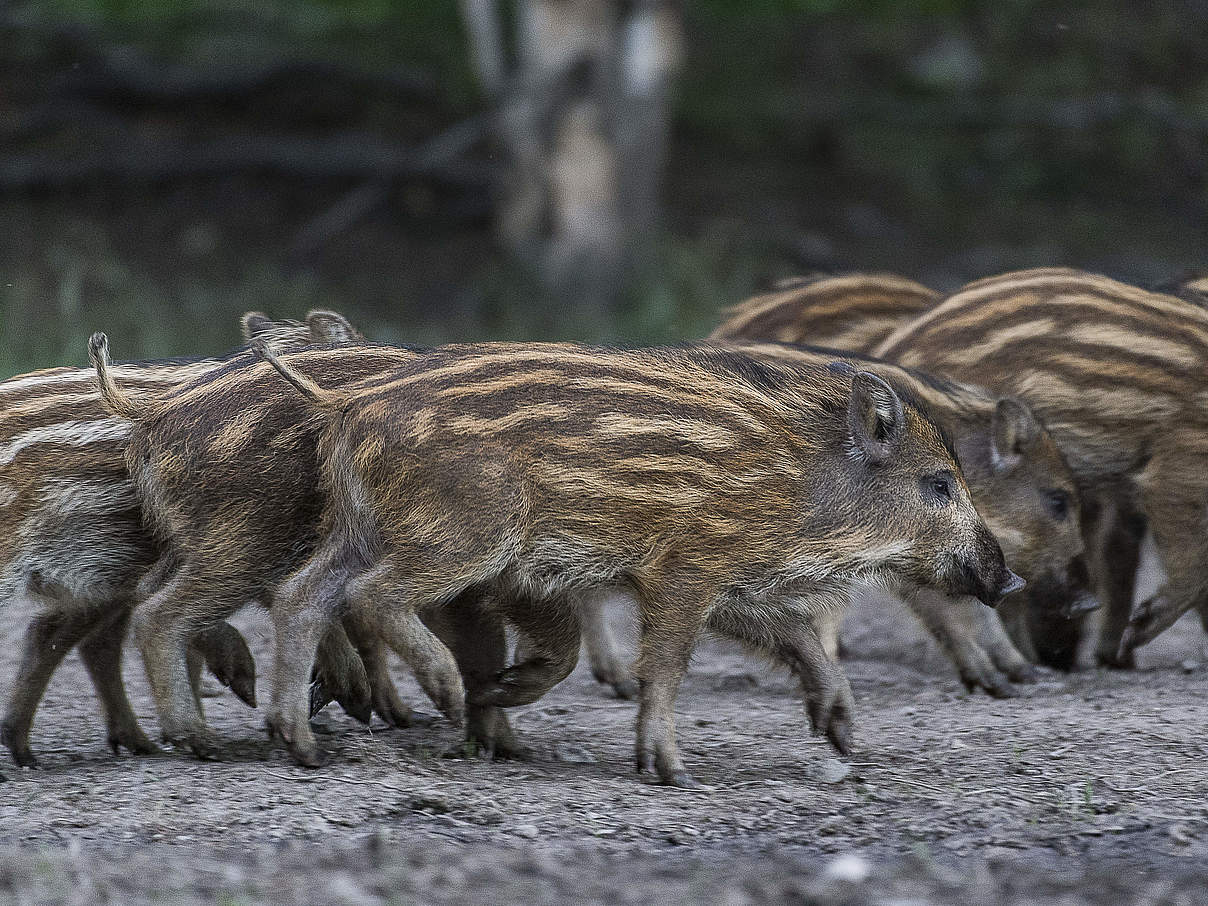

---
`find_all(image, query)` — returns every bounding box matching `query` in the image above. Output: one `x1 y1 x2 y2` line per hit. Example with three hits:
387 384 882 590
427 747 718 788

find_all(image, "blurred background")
1 0 1206 376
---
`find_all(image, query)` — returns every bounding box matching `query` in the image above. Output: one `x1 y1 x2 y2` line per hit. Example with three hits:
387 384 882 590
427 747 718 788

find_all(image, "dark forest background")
2 0 1206 376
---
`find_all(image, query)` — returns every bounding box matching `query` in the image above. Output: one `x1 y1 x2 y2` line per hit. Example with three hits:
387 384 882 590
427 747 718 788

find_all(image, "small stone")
512 824 539 840
554 744 596 764
1181 659 1200 673
1169 823 1195 845
813 758 851 785
822 853 871 883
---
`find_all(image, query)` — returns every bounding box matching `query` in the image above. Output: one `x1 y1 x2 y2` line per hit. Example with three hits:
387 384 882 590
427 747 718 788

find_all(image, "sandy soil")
2 581 1207 905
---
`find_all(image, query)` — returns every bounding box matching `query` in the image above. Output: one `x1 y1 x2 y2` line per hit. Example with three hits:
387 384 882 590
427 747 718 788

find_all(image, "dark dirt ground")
2 560 1207 905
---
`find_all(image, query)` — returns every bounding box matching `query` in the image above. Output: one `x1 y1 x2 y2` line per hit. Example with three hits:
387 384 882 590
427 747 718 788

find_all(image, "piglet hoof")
443 736 530 761
228 673 258 709
209 658 257 708
636 751 656 775
1 725 37 769
591 665 640 701
459 707 529 761
489 738 531 761
663 770 703 790
983 679 1019 700
289 742 326 769
416 673 466 727
1098 646 1136 670
610 677 641 701
825 721 852 757
109 728 160 758
186 734 223 762
335 688 374 726
371 688 415 730
961 673 1017 699
1004 662 1039 685
307 680 334 720
343 701 375 726
8 745 38 770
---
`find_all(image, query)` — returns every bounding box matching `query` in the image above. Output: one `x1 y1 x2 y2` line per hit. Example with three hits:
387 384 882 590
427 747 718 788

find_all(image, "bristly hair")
681 344 813 397
693 340 964 465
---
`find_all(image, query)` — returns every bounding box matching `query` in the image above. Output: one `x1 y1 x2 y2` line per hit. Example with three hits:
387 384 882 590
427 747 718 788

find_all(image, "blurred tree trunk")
460 0 682 313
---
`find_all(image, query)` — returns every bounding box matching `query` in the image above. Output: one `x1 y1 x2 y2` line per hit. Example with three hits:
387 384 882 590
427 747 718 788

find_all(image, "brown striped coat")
711 273 939 351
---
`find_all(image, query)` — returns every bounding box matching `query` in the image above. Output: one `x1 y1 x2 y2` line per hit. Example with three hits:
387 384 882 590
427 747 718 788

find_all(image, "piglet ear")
240 312 273 341
306 310 363 344
848 371 905 464
991 397 1040 473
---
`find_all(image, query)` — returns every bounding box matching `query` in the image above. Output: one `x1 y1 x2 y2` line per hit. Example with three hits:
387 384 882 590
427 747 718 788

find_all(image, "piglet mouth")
952 556 1024 608
998 570 1026 599
1062 590 1100 618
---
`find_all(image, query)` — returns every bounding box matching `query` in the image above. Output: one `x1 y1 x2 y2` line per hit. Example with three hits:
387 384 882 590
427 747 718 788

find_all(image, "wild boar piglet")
258 341 1020 787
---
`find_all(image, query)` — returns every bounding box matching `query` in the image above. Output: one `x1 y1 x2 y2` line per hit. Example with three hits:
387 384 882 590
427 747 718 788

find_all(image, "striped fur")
710 273 939 351
875 267 1208 666
0 311 357 767
247 342 1014 782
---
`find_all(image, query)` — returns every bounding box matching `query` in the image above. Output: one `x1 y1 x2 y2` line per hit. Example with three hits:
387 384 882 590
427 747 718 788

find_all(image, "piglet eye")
921 472 955 506
1045 489 1070 521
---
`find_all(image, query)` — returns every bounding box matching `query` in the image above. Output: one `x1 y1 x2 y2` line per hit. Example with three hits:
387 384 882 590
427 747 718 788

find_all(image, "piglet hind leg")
1120 451 1208 660
265 556 354 768
308 619 374 725
3 600 128 767
974 604 1038 684
1086 501 1145 669
344 614 418 728
78 606 161 757
780 627 854 756
907 589 1019 698
1120 580 1202 658
709 597 853 757
131 568 231 761
190 622 258 709
579 591 640 700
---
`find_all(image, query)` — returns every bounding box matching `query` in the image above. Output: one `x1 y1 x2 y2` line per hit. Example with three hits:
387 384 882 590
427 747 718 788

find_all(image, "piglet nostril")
999 569 1026 598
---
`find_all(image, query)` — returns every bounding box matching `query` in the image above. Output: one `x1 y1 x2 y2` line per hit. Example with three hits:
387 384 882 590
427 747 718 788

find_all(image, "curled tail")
251 337 348 410
87 332 144 420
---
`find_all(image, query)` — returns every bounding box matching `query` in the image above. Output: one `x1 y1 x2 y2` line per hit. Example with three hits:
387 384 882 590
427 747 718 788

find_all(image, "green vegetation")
1 0 1205 374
